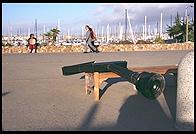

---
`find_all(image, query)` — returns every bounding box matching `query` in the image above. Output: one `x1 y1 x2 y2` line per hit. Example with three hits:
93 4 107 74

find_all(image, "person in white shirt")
84 25 99 53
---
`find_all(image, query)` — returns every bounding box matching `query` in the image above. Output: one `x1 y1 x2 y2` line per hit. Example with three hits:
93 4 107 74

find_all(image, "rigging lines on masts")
148 25 151 36
57 19 61 31
35 19 38 38
160 12 163 37
81 26 84 39
8 23 12 43
67 28 70 36
96 24 99 39
127 10 136 44
43 24 46 42
43 24 46 34
119 22 123 40
57 19 61 42
47 27 49 33
144 16 147 41
125 9 127 41
28 27 30 36
133 25 137 35
115 24 117 39
143 25 145 40
101 26 104 41
106 24 110 43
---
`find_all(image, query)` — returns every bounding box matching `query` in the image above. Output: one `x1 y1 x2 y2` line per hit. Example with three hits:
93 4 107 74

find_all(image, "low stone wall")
2 43 194 54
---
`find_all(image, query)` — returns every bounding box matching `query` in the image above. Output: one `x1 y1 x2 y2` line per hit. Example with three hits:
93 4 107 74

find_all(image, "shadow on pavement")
77 102 100 130
115 95 176 130
75 96 177 131
162 71 177 121
2 91 11 97
80 75 85 79
39 71 178 131
75 72 178 130
99 77 127 99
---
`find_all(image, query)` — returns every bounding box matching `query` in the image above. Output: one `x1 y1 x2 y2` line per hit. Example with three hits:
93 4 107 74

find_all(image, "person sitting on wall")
27 34 37 53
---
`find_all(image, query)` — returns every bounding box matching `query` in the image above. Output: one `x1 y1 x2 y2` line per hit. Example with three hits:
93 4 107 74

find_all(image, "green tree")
167 12 183 42
44 31 53 45
154 36 165 44
167 12 194 42
188 19 194 42
50 28 60 44
44 28 60 45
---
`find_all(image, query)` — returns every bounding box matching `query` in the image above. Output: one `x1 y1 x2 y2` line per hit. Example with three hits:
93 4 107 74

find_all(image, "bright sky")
3 3 97 24
2 3 194 36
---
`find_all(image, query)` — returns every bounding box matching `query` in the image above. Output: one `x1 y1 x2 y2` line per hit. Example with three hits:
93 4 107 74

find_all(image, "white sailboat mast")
127 10 136 44
144 16 147 41
160 12 163 36
106 24 110 43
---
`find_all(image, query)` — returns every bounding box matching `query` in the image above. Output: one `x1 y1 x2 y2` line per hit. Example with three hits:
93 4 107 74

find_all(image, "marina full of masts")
2 9 181 46
2 31 171 47
3 10 179 46
3 6 195 46
2 20 171 46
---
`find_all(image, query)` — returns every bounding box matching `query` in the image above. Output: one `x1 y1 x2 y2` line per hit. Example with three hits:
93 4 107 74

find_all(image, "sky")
2 3 194 36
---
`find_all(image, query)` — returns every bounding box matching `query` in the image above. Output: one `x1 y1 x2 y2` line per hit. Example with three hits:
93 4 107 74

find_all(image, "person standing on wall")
27 34 37 53
84 25 99 53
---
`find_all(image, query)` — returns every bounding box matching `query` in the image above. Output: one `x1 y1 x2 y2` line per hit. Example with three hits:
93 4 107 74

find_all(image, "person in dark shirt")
27 34 37 53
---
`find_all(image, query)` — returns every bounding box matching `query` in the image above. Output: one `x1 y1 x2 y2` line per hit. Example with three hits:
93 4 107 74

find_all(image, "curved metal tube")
107 64 165 100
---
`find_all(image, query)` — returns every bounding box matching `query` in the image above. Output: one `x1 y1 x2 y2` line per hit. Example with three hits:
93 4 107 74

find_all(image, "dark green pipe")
107 64 165 100
62 61 127 75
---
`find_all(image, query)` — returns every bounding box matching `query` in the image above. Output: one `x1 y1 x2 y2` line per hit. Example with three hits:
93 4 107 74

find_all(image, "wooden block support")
94 72 100 101
85 65 178 101
94 72 120 101
129 65 178 75
85 73 94 95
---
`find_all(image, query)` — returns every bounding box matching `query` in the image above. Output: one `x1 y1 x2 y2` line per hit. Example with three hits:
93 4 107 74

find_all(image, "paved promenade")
2 50 192 131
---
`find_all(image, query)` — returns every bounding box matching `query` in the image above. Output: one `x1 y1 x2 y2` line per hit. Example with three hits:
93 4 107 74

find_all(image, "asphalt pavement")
2 50 192 131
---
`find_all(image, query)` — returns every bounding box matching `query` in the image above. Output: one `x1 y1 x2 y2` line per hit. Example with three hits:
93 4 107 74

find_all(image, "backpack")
91 31 96 40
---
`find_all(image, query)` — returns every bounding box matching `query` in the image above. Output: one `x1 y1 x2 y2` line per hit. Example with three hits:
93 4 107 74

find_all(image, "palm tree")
50 28 60 44
44 31 53 45
44 28 60 45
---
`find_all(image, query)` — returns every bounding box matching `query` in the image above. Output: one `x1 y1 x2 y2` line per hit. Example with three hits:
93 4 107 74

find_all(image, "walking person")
27 34 37 53
84 25 99 53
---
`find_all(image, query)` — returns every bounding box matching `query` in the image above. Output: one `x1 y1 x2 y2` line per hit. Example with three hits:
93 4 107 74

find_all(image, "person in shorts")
27 34 37 53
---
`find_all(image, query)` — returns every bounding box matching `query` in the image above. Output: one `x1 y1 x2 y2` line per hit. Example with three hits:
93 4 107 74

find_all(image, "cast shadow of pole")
76 102 100 130
99 77 127 99
2 91 11 97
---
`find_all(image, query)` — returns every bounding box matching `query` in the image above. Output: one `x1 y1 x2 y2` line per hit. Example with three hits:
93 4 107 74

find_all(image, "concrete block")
175 50 194 130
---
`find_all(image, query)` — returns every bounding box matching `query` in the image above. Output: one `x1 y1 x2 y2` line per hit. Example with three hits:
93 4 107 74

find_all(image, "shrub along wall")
2 43 194 54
